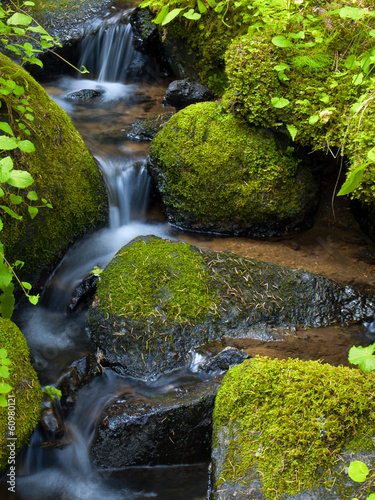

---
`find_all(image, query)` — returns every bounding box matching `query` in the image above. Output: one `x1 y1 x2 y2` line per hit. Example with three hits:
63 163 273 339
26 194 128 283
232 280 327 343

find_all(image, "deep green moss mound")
0 318 42 472
88 236 374 379
212 356 375 499
0 53 108 284
148 101 318 237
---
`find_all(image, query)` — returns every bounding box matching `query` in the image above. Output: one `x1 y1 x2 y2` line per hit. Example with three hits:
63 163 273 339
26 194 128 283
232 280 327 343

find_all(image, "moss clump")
0 318 42 471
213 356 375 499
148 101 318 237
96 236 218 327
0 53 108 283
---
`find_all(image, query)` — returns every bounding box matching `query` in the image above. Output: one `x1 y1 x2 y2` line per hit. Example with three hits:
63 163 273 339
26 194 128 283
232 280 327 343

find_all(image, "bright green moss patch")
0 318 42 471
96 236 219 326
213 356 375 499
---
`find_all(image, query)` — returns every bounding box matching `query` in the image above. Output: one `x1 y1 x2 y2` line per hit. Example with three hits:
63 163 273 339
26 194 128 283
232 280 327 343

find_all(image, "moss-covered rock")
0 53 108 285
0 318 42 472
87 235 375 379
147 101 319 238
211 356 375 499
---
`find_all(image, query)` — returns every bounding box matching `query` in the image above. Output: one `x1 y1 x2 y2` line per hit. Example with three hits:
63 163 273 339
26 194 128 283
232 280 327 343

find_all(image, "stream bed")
1 6 375 499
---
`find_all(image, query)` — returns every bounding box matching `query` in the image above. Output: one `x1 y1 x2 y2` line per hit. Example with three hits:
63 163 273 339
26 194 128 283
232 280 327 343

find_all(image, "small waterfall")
78 10 148 83
97 156 151 228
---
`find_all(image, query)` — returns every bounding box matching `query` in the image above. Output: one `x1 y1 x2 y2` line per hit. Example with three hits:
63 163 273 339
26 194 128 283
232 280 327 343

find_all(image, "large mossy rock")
0 318 42 472
211 357 375 499
87 235 375 380
147 102 319 238
0 53 108 284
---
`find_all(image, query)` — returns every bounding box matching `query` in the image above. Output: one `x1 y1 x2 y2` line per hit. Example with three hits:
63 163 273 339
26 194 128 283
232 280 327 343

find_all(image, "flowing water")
0 11 209 500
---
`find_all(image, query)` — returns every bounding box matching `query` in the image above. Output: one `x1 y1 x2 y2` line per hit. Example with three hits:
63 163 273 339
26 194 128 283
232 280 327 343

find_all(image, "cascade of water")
78 11 147 83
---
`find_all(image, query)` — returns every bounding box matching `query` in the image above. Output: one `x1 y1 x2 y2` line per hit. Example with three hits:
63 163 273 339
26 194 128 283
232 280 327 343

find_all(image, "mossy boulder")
0 53 108 284
147 102 319 238
0 318 42 472
87 235 375 380
211 356 375 499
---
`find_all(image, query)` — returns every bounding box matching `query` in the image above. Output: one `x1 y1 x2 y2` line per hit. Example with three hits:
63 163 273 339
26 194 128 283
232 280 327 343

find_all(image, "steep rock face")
0 318 42 472
147 102 319 238
87 235 375 380
0 53 108 284
211 357 375 500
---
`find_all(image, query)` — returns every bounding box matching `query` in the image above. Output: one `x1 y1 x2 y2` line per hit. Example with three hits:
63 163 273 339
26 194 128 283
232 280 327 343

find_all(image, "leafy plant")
0 348 12 407
43 385 62 401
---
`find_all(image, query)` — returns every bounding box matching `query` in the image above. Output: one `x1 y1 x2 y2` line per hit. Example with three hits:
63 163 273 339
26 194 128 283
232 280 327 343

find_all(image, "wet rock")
124 112 174 141
91 376 218 468
66 89 104 101
164 79 213 110
148 101 319 238
200 347 249 373
211 357 375 500
68 274 99 312
87 235 375 380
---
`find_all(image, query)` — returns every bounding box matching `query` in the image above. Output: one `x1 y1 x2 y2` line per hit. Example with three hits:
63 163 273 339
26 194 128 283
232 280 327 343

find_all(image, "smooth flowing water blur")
0 10 209 500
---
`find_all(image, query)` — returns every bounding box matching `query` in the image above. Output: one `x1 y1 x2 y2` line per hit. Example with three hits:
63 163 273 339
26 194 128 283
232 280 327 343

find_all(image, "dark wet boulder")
87 235 375 380
124 112 174 142
200 347 249 373
129 6 164 58
147 101 319 238
91 375 218 468
68 274 99 313
66 89 104 101
164 79 213 110
211 356 375 500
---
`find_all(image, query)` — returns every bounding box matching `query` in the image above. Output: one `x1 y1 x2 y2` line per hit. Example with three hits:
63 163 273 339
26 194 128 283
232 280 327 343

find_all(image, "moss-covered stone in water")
148 101 318 237
95 236 218 326
212 356 375 499
0 318 42 472
0 53 108 284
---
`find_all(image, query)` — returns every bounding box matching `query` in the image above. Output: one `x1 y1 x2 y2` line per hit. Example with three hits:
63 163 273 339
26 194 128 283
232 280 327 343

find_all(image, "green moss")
96 236 219 328
213 356 375 499
148 101 317 235
27 0 110 16
0 317 42 471
0 53 108 283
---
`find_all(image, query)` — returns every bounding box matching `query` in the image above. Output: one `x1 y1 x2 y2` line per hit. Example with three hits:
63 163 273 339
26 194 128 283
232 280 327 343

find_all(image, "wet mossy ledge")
0 318 42 472
212 356 375 500
147 102 319 238
87 236 375 380
0 53 108 285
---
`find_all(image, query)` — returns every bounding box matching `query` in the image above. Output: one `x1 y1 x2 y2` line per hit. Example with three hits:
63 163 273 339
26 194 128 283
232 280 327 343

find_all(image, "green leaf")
369 29 375 37
352 72 364 86
21 281 32 291
339 7 368 20
348 460 369 482
9 194 22 205
308 114 319 125
28 206 38 219
207 0 215 6
271 35 292 48
271 97 289 108
7 170 34 188
183 9 201 20
0 382 12 394
27 190 38 201
0 395 7 407
153 5 169 24
0 205 22 220
162 8 184 25
0 283 15 319
367 147 375 161
348 343 375 371
0 366 9 377
289 31 305 39
320 94 330 104
44 385 62 400
286 124 298 141
337 163 367 196
273 63 290 72
0 156 14 183
367 495 375 500
197 0 207 14
7 13 32 26
0 135 18 150
28 294 39 305
0 267 12 289
0 122 13 136
17 140 35 153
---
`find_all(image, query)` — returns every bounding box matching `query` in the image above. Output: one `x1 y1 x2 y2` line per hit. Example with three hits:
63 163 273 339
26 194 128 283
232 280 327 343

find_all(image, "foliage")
43 385 62 401
0 348 12 407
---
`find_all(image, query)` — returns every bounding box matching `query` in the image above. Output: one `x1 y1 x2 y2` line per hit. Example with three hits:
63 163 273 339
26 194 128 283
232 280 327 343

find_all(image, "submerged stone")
66 89 104 100
211 356 375 499
87 235 375 380
147 101 319 238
